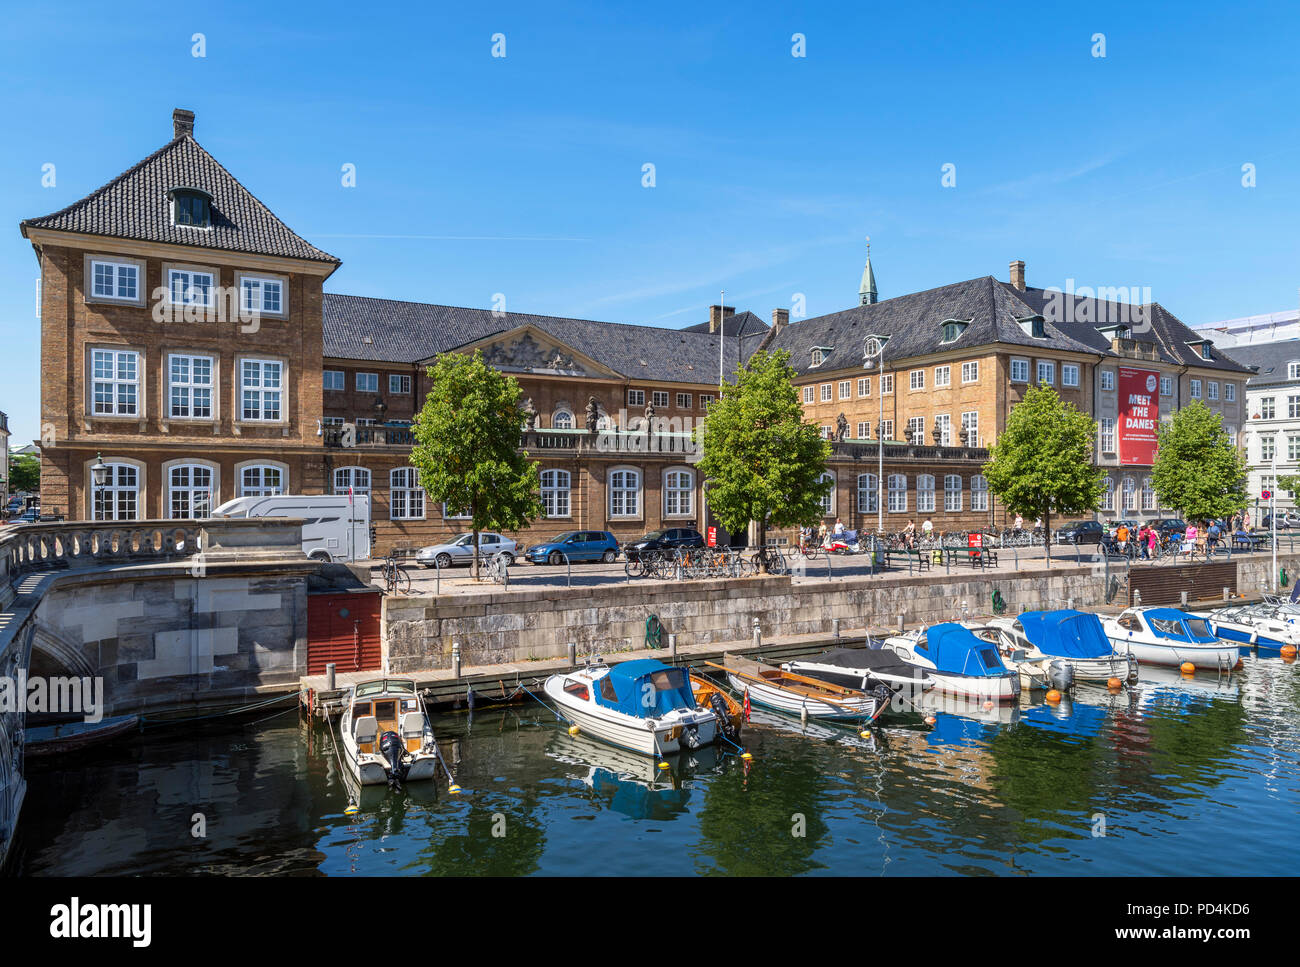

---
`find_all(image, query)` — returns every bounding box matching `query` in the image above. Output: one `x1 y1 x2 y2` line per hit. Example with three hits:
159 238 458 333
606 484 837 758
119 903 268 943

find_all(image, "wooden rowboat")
706 654 883 722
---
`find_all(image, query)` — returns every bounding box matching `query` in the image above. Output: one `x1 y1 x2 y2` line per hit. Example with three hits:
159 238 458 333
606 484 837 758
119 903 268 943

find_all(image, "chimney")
771 308 789 334
708 304 735 334
1009 259 1026 291
172 108 195 139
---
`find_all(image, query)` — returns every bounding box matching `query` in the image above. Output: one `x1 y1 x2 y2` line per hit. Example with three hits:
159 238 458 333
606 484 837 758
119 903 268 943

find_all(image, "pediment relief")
479 330 600 376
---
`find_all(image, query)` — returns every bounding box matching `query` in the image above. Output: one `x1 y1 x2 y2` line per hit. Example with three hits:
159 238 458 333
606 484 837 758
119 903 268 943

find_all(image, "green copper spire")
859 237 878 306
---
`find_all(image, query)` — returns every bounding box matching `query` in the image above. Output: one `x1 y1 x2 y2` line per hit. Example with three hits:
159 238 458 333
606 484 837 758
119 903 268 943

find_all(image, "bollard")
1134 589 1142 605
452 641 461 680
326 662 336 692
566 552 572 588
1067 597 1073 611
897 614 905 632
1180 591 1188 606
1223 586 1230 601
752 616 762 648
435 559 441 596
833 618 841 638
669 633 678 659
567 641 576 669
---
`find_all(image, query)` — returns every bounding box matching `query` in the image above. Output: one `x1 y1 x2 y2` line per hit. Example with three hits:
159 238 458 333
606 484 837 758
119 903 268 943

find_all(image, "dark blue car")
525 531 620 565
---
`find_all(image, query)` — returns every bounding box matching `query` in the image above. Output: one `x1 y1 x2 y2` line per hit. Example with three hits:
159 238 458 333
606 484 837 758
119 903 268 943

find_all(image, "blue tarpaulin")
593 659 696 718
916 623 1008 677
1017 610 1114 659
1142 608 1219 643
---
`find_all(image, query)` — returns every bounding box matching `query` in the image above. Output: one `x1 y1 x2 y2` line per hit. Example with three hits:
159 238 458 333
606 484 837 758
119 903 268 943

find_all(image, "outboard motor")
379 730 409 787
871 683 893 715
708 692 735 739
1048 660 1074 692
682 724 701 750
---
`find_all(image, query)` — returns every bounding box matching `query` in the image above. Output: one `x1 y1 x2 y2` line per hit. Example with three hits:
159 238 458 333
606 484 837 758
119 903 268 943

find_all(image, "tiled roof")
1213 341 1298 387
681 310 770 338
322 294 753 384
21 136 340 264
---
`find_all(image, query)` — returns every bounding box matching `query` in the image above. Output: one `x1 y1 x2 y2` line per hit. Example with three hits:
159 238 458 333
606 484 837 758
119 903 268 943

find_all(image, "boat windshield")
1183 618 1214 639
355 679 415 698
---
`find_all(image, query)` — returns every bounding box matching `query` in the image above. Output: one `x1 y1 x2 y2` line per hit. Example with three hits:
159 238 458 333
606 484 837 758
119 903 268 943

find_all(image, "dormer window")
940 320 969 344
1288 362 1300 380
810 346 833 367
1185 339 1214 361
1200 342 1213 360
1018 315 1046 339
169 187 212 229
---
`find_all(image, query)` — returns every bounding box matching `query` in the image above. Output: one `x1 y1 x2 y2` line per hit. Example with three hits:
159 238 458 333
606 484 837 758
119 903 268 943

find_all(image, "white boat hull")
1106 635 1238 670
543 677 717 756
925 671 1019 701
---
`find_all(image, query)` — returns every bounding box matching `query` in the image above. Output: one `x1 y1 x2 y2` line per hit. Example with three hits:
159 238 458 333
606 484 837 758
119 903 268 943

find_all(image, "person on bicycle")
903 519 916 549
1207 519 1221 550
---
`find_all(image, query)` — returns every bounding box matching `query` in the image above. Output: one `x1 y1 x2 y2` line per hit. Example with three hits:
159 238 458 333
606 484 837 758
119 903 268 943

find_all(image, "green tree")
982 384 1105 566
8 454 39 493
1150 400 1247 524
409 351 544 579
694 350 831 566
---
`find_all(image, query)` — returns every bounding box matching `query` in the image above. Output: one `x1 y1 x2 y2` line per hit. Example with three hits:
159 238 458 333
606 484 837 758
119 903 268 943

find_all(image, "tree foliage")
694 350 831 558
1150 400 1247 523
410 351 544 577
982 384 1105 565
8 454 39 493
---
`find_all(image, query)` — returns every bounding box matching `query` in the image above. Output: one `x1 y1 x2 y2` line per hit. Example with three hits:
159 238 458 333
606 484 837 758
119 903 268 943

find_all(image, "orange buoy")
924 715 937 725
1107 677 1123 691
982 701 994 711
1180 661 1196 675
1045 689 1062 704
1280 644 1297 659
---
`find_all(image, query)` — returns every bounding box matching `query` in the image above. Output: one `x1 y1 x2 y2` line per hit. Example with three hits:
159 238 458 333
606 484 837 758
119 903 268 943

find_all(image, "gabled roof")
21 135 339 264
322 293 752 384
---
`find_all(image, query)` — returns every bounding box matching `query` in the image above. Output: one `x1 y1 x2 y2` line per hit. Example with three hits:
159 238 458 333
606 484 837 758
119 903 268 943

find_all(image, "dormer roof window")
1017 315 1047 339
940 319 970 344
168 187 212 229
1097 323 1130 339
1185 339 1214 361
810 346 833 367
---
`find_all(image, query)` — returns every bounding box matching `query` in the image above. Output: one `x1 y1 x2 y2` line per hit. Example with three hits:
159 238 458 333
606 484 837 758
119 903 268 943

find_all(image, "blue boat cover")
1142 608 1218 643
593 659 696 718
1017 610 1114 659
916 623 1009 677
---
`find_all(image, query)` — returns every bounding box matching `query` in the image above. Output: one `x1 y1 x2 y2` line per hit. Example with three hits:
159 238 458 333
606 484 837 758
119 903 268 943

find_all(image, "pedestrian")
903 519 916 549
922 517 933 540
818 520 829 546
1117 521 1129 553
1137 524 1150 559
1207 519 1221 550
834 518 845 536
1013 513 1023 532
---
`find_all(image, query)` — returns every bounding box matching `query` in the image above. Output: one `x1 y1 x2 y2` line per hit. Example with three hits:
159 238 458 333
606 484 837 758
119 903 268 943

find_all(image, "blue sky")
2 0 1298 443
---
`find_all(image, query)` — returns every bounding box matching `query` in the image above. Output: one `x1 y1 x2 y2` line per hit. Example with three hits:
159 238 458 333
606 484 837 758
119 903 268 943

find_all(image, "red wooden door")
307 591 382 675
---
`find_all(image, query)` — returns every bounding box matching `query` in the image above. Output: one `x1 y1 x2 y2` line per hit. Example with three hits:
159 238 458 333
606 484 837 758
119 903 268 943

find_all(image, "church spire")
859 236 878 306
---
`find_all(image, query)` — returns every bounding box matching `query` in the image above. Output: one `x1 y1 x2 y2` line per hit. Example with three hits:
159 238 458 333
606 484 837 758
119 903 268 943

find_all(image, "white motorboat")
1100 608 1241 671
878 623 1019 701
964 621 1074 692
543 659 718 757
987 610 1138 683
783 643 935 699
339 678 442 786
1189 603 1300 654
709 653 885 721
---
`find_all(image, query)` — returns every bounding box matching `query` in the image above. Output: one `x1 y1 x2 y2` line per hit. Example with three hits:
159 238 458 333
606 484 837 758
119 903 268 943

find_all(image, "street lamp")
863 334 889 533
90 452 109 521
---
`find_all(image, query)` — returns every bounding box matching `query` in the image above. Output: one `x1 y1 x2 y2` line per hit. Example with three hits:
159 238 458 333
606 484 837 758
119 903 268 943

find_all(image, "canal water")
8 655 1299 876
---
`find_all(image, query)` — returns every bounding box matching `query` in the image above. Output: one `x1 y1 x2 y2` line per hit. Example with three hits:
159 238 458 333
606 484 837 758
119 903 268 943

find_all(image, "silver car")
415 532 517 568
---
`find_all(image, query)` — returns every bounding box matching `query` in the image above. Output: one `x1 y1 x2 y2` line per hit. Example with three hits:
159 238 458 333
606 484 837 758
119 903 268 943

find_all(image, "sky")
2 0 1298 444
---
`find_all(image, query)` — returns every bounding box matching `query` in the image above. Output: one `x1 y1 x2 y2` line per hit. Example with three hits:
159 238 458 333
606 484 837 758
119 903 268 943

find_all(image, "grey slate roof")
681 310 770 339
322 294 753 384
1211 341 1298 387
20 136 340 264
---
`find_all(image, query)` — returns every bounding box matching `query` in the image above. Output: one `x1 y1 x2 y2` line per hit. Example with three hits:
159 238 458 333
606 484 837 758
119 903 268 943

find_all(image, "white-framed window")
961 361 978 384
838 380 851 400
240 359 283 421
1063 364 1080 387
676 392 692 409
169 464 213 519
934 366 951 388
1225 382 1236 402
356 418 377 427
609 468 641 517
1142 476 1156 511
1160 376 1173 397
934 413 952 446
881 374 894 394
1190 379 1202 399
168 353 214 419
907 417 926 444
628 389 645 407
880 419 893 441
700 394 714 410
652 391 669 408
820 383 832 402
1288 436 1300 462
1288 395 1300 419
91 348 140 416
1207 381 1218 401
390 468 425 520
1100 369 1115 391
323 416 343 427
541 469 571 518
857 473 878 513
857 421 870 439
944 474 963 512
887 474 907 513
971 474 988 512
665 469 694 516
1100 477 1115 512
240 276 283 314
239 464 284 497
1261 397 1276 420
443 505 471 520
910 369 924 391
819 426 832 440
356 372 378 393
333 466 371 496
817 472 835 516
857 377 870 397
1010 358 1029 382
917 474 936 513
552 408 574 430
961 411 979 447
93 463 140 521
1226 424 1237 446
1037 360 1055 385
1122 476 1137 512
389 374 411 394
324 370 345 391
89 259 139 301
168 268 215 308
803 386 815 404
1100 417 1116 453
1261 435 1275 462
1288 362 1300 380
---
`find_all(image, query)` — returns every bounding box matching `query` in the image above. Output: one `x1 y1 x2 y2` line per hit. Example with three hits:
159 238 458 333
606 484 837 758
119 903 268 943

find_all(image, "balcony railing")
834 440 989 462
323 425 415 448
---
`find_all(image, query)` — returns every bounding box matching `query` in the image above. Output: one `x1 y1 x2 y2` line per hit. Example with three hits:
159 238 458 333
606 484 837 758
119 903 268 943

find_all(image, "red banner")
707 526 717 547
1118 367 1160 466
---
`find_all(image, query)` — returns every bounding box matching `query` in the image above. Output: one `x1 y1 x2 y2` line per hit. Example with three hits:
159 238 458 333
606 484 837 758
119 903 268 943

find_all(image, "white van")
212 494 371 563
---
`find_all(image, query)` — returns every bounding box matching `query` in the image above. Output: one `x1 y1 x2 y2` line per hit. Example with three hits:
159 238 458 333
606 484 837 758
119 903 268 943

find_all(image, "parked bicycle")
381 554 412 594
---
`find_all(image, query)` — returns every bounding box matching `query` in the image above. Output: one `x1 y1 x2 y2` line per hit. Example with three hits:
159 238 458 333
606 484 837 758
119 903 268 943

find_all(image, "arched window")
971 474 989 512
609 468 640 518
1100 477 1115 512
333 466 371 496
1141 476 1156 511
917 474 936 513
1122 476 1137 512
888 474 908 513
857 473 878 514
390 468 425 520
169 464 213 519
239 464 283 497
552 409 574 430
664 469 694 517
944 475 963 512
541 469 571 518
94 463 140 521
